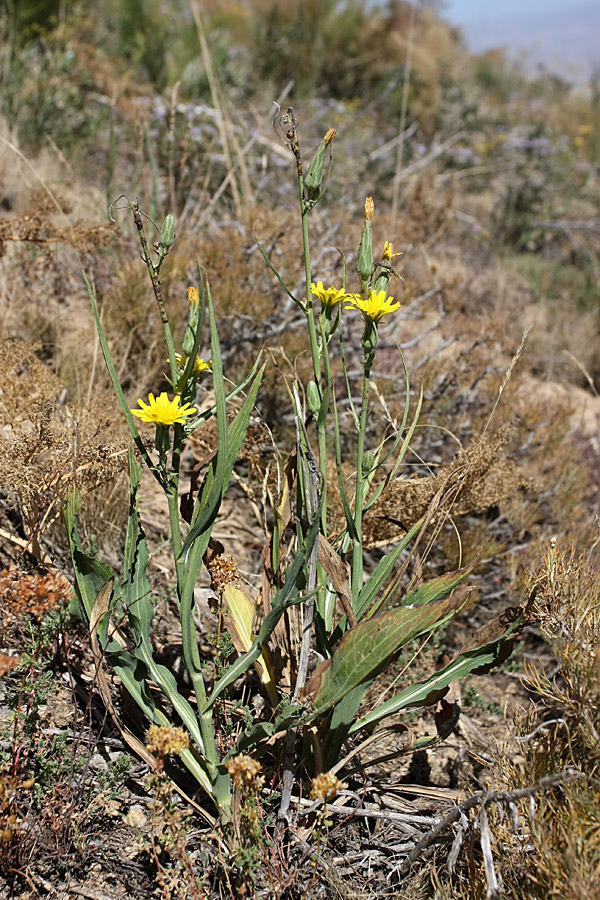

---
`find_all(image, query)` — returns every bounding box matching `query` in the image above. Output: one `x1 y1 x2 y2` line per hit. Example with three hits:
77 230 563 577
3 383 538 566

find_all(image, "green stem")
131 201 178 385
351 365 371 599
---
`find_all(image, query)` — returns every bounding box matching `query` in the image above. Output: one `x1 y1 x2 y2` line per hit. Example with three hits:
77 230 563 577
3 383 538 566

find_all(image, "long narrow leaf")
208 511 321 708
82 272 160 483
354 517 424 620
349 612 524 735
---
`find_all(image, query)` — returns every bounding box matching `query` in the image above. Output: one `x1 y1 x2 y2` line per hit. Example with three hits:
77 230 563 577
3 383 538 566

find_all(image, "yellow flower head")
310 281 348 307
131 392 196 425
364 196 374 222
382 241 402 262
578 124 593 136
170 354 212 376
573 136 585 147
187 286 200 309
345 290 401 323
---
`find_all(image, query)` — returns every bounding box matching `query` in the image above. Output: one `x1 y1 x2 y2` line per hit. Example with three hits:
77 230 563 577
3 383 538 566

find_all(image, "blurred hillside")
1 4 600 897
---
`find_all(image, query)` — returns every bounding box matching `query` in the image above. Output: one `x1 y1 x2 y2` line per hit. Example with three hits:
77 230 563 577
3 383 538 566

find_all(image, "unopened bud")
156 214 175 267
362 450 375 476
357 199 374 286
306 380 321 418
304 129 336 205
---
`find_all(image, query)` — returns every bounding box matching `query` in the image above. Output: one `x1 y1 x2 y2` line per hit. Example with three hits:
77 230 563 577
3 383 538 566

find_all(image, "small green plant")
64 108 525 830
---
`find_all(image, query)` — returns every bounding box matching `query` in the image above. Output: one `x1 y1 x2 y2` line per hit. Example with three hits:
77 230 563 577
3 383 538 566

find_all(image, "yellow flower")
578 124 593 136
310 281 348 307
382 241 402 261
187 286 200 309
131 392 196 425
170 354 212 376
345 290 401 322
573 136 585 147
364 196 374 221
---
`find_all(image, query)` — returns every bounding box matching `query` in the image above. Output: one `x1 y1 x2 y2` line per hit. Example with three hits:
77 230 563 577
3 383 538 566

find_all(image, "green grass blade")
354 517 424 620
349 613 524 735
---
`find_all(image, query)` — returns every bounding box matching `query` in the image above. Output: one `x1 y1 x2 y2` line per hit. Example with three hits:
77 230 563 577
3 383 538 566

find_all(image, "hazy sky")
440 0 599 81
443 0 574 19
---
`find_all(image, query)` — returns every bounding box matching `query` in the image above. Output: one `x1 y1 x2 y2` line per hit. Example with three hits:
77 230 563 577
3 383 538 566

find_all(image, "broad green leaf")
323 683 368 770
349 610 524 735
308 589 468 716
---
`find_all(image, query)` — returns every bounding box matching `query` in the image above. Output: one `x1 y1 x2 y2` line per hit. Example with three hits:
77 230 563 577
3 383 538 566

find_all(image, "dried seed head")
310 771 345 802
226 754 265 790
146 725 190 758
207 554 239 591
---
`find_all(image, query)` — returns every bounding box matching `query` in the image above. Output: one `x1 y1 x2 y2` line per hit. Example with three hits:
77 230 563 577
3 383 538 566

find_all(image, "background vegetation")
1 1 599 898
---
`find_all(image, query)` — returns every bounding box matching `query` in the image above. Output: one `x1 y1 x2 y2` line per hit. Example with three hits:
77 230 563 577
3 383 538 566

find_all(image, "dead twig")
389 769 586 881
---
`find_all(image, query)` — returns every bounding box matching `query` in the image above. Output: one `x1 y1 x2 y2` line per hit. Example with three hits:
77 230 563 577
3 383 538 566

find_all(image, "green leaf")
308 588 468 717
354 517 424 620
230 703 304 756
397 564 475 611
64 487 117 621
208 511 321 708
349 610 524 735
323 683 368 770
122 445 153 642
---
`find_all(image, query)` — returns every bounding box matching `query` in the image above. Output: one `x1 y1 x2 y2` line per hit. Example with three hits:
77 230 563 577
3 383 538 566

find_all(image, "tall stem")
351 365 371 599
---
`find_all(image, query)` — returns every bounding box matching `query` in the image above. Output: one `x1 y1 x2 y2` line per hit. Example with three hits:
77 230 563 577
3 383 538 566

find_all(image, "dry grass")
0 3 599 897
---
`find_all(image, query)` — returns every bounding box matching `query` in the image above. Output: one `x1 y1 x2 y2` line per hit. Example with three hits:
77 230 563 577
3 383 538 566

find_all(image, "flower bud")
362 450 375 476
156 214 175 267
306 380 321 418
357 197 374 286
304 128 336 205
182 286 201 356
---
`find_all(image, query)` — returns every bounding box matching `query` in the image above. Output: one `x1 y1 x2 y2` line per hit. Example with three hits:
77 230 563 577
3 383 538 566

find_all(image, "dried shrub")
0 338 128 558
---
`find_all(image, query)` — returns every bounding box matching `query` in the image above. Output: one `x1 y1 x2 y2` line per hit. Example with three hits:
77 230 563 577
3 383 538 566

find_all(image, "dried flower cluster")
146 725 190 758
310 771 344 803
0 565 70 624
207 554 240 591
226 754 265 790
